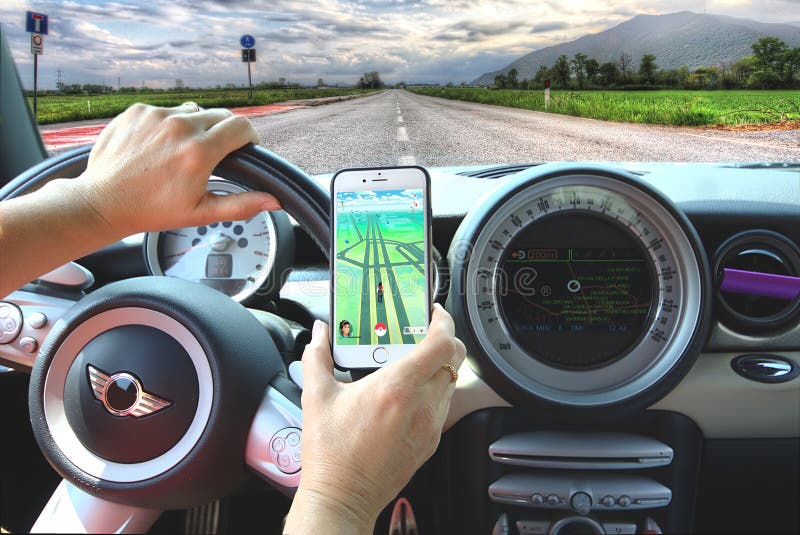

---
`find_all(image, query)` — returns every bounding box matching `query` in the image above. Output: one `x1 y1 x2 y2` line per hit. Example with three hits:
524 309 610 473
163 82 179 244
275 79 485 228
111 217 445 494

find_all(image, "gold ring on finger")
441 363 458 384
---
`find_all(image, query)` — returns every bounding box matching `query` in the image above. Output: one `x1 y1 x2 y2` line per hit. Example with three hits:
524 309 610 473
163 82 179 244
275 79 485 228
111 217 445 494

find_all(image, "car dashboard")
3 161 798 534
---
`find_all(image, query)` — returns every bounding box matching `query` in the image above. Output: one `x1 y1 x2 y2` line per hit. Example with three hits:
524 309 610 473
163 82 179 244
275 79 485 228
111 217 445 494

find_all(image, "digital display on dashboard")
205 254 233 278
497 214 655 369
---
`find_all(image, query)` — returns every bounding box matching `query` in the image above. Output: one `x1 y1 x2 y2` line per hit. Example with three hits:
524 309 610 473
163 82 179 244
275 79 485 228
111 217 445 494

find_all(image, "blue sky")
2 0 797 89
338 189 422 211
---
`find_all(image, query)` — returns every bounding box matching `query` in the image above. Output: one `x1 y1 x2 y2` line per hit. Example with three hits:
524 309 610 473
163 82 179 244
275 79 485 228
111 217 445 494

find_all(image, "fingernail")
312 320 323 338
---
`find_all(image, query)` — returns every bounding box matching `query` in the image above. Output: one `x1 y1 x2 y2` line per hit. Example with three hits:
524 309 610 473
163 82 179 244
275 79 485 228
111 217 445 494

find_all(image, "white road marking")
398 155 417 165
397 116 404 123
397 126 410 142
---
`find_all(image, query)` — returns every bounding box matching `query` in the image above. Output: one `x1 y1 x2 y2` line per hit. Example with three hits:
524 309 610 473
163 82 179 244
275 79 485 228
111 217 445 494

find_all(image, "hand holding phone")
330 166 432 369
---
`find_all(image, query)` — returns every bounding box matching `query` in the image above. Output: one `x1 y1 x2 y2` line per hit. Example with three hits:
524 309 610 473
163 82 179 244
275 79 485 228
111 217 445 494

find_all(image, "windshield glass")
2 1 799 171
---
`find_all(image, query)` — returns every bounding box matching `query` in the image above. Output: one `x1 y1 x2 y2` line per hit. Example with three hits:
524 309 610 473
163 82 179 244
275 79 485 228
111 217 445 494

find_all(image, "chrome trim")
38 262 95 289
43 307 213 483
31 480 161 534
87 365 172 417
245 386 303 493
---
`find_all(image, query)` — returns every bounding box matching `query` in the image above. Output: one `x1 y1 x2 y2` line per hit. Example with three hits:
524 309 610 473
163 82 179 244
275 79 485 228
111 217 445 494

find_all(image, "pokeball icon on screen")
374 322 388 337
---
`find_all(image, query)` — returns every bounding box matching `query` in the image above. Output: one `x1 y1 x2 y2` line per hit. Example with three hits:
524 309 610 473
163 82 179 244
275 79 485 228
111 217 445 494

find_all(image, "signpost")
544 79 551 110
26 11 48 121
240 34 256 99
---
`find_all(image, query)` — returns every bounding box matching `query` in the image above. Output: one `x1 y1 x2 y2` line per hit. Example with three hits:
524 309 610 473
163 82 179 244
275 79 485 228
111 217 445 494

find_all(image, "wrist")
48 177 122 243
284 486 377 534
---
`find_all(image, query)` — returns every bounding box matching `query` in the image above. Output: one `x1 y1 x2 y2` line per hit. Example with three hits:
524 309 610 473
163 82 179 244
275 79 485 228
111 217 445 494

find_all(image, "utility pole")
118 76 121 90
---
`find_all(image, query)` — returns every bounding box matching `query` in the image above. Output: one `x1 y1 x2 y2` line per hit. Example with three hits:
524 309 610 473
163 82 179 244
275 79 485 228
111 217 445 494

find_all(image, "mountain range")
472 11 800 86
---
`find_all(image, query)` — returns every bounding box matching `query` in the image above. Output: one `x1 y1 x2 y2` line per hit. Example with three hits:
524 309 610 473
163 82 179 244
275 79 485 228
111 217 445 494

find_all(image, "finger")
204 114 260 160
431 337 466 391
190 190 281 225
392 304 458 384
188 108 234 130
168 101 202 114
300 320 336 390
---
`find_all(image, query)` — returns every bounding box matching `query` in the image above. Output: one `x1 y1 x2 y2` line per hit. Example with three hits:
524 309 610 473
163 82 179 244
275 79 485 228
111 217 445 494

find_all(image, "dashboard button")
286 432 300 447
27 312 48 329
570 491 592 515
277 454 290 468
531 493 544 505
546 494 560 506
617 495 632 507
19 337 38 354
272 437 286 453
0 303 23 344
601 495 616 507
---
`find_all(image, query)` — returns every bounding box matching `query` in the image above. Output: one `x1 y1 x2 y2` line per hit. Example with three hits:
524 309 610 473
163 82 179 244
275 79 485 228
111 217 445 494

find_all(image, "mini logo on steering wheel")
87 365 172 418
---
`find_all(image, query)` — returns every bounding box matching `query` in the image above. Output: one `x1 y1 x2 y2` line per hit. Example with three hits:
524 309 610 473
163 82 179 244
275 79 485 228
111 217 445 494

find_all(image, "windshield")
2 1 799 171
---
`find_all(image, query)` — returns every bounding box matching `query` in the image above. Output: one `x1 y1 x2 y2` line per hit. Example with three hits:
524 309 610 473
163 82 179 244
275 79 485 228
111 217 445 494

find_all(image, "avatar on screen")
335 188 427 346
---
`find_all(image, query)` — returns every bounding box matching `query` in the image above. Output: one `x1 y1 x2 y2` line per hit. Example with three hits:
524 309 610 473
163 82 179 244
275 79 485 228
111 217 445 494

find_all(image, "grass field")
28 88 375 125
408 88 800 126
334 191 426 347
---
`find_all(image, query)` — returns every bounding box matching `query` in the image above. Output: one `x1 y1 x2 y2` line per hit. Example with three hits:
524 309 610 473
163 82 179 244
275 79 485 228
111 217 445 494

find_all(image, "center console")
443 409 703 534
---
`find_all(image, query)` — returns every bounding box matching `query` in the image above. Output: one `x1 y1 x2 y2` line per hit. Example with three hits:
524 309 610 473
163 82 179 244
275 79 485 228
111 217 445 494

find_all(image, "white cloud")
2 0 798 89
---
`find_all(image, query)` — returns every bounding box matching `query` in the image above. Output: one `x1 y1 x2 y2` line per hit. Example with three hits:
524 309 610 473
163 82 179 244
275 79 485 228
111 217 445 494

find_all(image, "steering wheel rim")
1 143 331 529
0 143 331 258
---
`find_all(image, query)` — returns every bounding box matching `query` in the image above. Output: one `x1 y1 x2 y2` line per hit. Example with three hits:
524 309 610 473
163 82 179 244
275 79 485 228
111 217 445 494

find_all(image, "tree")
570 53 587 89
507 68 519 89
534 65 549 86
357 72 383 89
494 73 508 89
553 55 570 89
639 54 657 84
598 62 619 86
174 79 184 90
585 58 599 85
317 78 325 87
617 52 633 83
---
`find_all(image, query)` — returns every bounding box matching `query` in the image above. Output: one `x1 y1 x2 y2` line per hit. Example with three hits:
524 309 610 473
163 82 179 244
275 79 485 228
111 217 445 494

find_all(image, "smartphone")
330 166 432 369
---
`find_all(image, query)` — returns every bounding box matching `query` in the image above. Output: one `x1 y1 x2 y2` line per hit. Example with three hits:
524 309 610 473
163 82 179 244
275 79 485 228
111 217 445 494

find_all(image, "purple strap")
720 268 800 301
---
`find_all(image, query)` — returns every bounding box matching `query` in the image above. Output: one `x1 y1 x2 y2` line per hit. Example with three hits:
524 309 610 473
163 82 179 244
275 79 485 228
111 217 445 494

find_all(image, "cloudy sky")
1 0 798 89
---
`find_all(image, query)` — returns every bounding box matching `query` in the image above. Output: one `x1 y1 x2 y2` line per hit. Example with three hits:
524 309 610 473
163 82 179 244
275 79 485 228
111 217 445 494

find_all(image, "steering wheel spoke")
246 383 303 495
31 480 161 534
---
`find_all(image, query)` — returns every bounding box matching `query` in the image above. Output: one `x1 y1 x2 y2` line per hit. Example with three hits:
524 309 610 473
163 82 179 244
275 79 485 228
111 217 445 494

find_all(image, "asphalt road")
250 89 800 174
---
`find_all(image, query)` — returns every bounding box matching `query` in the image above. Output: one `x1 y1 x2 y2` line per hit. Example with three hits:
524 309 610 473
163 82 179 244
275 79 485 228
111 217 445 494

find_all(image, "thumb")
301 320 336 391
193 190 281 224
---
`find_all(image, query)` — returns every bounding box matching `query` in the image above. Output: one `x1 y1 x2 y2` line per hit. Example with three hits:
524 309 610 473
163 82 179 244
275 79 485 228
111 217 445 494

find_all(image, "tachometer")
145 180 287 302
448 166 711 412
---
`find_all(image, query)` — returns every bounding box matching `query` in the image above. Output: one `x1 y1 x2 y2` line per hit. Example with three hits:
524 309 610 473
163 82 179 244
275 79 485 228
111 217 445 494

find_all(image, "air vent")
456 164 539 179
715 230 800 332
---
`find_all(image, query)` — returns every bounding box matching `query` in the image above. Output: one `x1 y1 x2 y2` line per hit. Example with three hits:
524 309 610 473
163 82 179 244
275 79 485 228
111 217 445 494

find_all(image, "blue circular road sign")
240 34 255 48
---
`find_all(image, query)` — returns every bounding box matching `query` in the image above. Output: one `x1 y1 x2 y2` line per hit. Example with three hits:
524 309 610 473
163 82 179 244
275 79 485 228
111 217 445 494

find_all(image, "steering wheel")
0 144 330 533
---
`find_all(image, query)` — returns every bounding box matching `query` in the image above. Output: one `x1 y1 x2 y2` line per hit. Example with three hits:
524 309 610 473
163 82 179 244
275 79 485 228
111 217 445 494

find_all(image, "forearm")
0 178 119 298
283 487 376 535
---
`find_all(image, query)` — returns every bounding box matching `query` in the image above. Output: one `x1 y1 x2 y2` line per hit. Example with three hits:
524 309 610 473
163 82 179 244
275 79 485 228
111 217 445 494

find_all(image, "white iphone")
330 166 432 369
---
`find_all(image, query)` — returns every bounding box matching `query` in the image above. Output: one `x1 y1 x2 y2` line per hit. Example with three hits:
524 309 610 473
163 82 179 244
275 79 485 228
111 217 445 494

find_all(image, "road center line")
397 126 410 142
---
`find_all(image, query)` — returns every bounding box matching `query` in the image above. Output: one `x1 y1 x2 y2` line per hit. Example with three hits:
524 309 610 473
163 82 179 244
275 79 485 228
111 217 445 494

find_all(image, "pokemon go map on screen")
334 188 427 346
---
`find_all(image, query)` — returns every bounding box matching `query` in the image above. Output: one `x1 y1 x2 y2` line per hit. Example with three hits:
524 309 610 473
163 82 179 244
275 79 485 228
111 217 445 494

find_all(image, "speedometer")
448 166 711 413
144 179 292 302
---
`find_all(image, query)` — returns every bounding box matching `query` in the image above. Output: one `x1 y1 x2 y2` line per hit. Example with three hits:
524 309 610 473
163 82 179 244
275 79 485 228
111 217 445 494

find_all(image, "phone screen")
334 187 428 346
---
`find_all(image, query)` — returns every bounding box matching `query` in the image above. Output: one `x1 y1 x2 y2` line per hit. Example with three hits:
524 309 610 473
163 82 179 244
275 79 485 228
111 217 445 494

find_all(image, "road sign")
31 33 44 55
241 48 256 62
26 11 48 34
240 34 255 48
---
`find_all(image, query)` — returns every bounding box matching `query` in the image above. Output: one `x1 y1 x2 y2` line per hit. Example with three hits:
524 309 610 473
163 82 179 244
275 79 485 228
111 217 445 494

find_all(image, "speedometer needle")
163 241 212 259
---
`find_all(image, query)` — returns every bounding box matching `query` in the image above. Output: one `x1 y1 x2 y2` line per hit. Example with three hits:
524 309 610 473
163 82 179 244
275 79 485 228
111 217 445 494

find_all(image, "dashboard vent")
457 164 540 179
715 230 800 332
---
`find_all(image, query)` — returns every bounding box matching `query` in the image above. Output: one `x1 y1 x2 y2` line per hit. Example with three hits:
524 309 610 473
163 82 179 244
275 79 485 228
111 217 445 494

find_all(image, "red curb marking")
42 104 304 150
